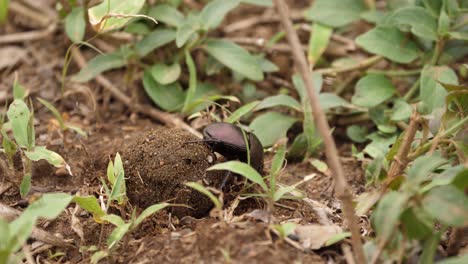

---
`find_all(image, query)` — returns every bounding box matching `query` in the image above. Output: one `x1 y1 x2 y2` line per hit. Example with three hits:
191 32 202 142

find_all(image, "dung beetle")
202 122 264 174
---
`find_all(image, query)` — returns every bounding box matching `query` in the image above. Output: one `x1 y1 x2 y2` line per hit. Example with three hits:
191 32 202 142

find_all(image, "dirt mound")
123 128 224 218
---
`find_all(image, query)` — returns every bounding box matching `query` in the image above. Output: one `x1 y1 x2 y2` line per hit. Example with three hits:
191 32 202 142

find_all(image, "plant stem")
273 1 366 263
430 38 445 65
316 55 383 75
403 78 420 101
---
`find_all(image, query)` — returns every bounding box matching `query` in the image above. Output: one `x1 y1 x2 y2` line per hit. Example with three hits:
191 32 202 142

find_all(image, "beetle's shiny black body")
203 122 264 173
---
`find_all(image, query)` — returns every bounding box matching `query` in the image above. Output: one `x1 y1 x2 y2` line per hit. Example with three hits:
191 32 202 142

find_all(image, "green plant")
37 98 86 137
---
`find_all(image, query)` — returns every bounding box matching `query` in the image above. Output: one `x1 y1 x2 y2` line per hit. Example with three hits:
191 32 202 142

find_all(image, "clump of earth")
123 128 224 218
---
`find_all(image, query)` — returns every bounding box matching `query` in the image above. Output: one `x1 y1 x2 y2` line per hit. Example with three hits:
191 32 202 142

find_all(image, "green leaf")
203 39 263 81
25 146 67 167
273 185 296 201
391 99 412 121
420 231 443 264
387 6 438 40
406 154 447 185
134 203 170 227
325 232 351 246
319 93 350 110
256 56 278 73
148 4 184 27
200 0 240 29
175 14 201 48
88 0 146 32
308 23 332 64
254 95 302 112
13 78 26 100
400 208 433 240
356 26 420 63
15 193 73 221
207 161 267 191
73 196 106 223
270 144 286 193
65 7 86 43
249 112 297 147
7 99 30 148
241 0 272 6
346 125 368 143
107 222 131 248
420 65 458 114
352 74 396 108
182 50 197 113
142 70 185 112
422 185 468 227
72 51 126 82
91 251 108 264
438 9 450 35
135 29 176 57
150 63 181 85
436 255 468 264
449 31 468 41
20 174 31 198
0 0 8 24
226 101 260 123
186 182 222 209
372 191 407 241
304 0 366 28
37 98 65 130
101 214 125 227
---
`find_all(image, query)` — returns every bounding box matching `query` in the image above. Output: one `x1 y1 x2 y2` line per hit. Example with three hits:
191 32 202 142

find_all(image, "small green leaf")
254 95 302 112
372 191 407 241
148 4 184 27
72 51 126 82
106 222 131 248
352 74 396 108
356 26 420 63
25 146 66 167
175 14 200 47
200 0 240 29
135 29 176 57
186 182 222 209
13 79 26 100
65 7 86 43
406 154 447 185
304 0 366 28
88 0 146 32
346 125 368 143
20 174 31 198
203 39 263 81
151 63 181 85
142 70 185 112
308 23 332 64
134 203 170 227
319 93 350 110
73 196 106 222
420 65 458 114
249 112 297 147
422 185 468 227
391 99 412 121
7 99 31 149
400 208 433 240
387 6 438 40
325 232 351 246
226 101 260 123
208 161 267 191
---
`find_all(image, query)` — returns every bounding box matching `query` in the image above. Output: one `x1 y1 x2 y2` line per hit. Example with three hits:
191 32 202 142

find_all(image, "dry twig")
0 24 57 44
273 1 366 263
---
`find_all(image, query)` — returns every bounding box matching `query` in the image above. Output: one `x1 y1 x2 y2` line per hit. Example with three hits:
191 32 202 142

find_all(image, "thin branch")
0 24 57 44
71 47 202 138
316 55 383 75
272 1 366 263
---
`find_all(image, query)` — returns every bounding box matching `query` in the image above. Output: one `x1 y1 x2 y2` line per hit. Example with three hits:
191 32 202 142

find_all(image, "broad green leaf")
20 174 31 198
438 9 450 35
203 39 263 81
151 63 181 85
37 98 65 130
107 222 130 248
400 208 433 240
148 4 184 27
352 74 396 108
364 133 396 158
101 214 125 227
186 182 222 209
0 0 8 24
449 31 468 41
73 196 106 222
226 101 260 123
125 21 151 35
142 70 185 112
88 0 146 32
256 56 278 73
200 0 240 29
304 0 366 28
25 146 66 167
135 29 176 57
422 185 468 227
387 6 438 40
249 112 297 147
406 154 447 185
207 161 267 191
17 193 73 220
134 203 170 227
72 51 126 82
391 99 412 121
356 26 420 63
420 65 458 114
420 166 467 193
182 50 197 113
308 23 333 64
241 0 272 6
372 191 407 241
65 7 86 43
346 125 368 143
7 99 30 148
254 95 302 112
318 93 350 110
175 14 201 47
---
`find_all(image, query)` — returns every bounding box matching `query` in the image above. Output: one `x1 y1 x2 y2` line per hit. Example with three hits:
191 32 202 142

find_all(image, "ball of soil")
123 128 224 218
